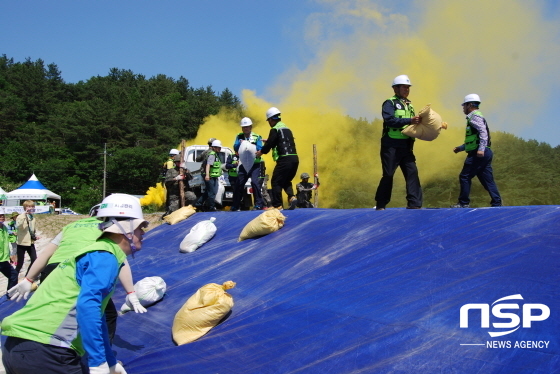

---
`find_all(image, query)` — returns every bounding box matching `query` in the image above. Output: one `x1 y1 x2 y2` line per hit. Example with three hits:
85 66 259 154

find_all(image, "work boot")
288 197 297 210
251 206 262 211
450 203 470 208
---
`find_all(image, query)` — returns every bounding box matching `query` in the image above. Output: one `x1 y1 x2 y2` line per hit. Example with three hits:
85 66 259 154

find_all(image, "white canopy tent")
4 174 61 212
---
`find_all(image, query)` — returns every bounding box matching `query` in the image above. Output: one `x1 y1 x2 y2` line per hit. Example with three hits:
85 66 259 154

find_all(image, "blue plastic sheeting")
1 206 559 373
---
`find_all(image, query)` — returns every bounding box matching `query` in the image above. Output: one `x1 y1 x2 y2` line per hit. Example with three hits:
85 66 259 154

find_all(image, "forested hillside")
0 55 241 212
1 55 559 212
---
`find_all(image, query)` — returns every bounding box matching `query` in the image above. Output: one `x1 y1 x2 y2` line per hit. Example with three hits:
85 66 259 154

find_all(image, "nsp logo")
460 294 550 337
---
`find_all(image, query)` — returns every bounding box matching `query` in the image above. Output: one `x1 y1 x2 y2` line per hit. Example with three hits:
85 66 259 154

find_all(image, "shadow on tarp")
1 206 559 373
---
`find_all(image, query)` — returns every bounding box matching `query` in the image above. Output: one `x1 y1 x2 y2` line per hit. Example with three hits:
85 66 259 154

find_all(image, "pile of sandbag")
172 281 236 345
401 104 448 141
120 276 167 314
180 217 217 253
163 204 196 225
238 209 286 242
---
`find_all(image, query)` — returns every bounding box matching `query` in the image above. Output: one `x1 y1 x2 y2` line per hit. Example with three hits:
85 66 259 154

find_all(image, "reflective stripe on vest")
386 95 414 139
272 122 297 157
228 156 239 177
209 151 222 178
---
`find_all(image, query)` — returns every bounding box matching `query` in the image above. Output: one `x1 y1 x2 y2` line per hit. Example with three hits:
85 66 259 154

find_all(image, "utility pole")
103 143 107 198
313 144 318 208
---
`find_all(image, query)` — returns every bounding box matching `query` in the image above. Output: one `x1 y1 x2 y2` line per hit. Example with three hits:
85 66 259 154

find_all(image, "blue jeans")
458 148 502 206
233 163 264 209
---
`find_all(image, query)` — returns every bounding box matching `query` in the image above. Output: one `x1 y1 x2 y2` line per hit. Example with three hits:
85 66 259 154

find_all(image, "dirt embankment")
34 213 163 242
1 213 164 292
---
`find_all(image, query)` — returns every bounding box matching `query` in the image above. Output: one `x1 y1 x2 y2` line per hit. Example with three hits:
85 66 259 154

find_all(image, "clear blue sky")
2 0 560 147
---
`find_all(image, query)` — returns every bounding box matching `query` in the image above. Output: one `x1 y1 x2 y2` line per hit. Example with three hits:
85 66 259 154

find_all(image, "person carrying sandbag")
374 75 423 210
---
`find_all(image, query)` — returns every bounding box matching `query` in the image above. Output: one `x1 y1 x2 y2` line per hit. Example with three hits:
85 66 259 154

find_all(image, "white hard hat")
462 93 481 105
392 75 412 86
266 107 281 120
89 203 101 217
96 194 144 220
169 149 180 155
96 194 147 234
0 207 5 215
211 139 222 147
240 117 253 127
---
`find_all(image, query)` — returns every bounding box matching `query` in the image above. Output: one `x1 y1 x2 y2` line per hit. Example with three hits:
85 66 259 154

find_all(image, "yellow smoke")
150 0 560 208
140 182 166 208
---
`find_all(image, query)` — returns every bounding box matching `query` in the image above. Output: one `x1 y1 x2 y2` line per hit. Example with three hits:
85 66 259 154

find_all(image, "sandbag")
172 281 236 345
179 217 217 253
239 141 256 172
215 177 225 205
401 104 448 141
120 276 167 313
238 209 286 242
163 204 196 225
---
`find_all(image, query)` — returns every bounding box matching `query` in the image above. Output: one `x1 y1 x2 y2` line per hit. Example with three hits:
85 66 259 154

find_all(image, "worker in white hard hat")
8 200 147 351
231 117 265 211
451 94 502 208
2 193 147 374
256 107 299 210
195 139 223 211
374 75 423 210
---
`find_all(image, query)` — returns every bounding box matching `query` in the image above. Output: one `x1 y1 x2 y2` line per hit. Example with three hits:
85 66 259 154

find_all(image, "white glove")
126 292 147 313
111 362 127 374
90 362 110 374
8 278 33 302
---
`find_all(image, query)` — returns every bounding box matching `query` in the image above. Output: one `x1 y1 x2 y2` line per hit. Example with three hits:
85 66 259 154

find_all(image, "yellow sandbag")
238 209 286 242
163 205 196 225
401 104 448 141
172 281 236 345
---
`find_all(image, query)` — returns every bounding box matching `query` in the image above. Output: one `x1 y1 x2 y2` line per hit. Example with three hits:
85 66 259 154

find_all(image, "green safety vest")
386 95 415 139
49 217 101 264
465 110 491 152
209 151 222 178
7 221 17 243
228 156 239 177
0 226 10 262
1 238 126 355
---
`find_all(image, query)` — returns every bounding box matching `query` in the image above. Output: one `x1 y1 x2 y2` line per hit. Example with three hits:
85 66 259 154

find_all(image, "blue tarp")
2 206 559 373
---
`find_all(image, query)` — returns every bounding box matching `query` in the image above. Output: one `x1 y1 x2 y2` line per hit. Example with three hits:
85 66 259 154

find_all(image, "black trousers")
375 146 422 208
2 336 87 374
0 261 18 295
271 155 299 208
15 244 37 276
